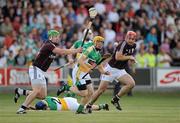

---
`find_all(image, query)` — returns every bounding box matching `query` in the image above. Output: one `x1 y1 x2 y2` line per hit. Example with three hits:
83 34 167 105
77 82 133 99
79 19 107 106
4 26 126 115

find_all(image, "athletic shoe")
16 108 26 114
85 104 92 113
14 88 20 103
56 81 67 96
111 99 122 110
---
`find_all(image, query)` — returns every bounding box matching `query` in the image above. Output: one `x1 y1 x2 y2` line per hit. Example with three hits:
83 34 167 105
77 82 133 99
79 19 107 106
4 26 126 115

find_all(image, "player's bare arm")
115 52 135 61
53 47 82 55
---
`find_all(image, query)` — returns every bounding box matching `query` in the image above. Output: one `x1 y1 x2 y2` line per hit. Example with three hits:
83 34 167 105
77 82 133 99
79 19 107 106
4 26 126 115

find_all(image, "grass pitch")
0 91 180 123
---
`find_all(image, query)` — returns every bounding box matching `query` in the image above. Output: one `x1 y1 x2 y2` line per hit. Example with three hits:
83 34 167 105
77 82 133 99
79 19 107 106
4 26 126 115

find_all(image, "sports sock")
76 105 84 113
21 105 27 110
112 95 120 102
98 104 104 110
64 85 70 91
18 88 29 96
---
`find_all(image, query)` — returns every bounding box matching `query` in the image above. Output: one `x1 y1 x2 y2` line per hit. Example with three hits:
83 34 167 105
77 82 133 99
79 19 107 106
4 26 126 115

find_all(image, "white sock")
18 88 29 96
18 88 24 95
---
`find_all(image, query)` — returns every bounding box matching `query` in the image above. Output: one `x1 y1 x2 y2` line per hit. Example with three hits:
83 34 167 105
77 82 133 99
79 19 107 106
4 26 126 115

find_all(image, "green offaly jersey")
78 46 102 72
44 96 60 110
73 40 94 50
73 40 94 59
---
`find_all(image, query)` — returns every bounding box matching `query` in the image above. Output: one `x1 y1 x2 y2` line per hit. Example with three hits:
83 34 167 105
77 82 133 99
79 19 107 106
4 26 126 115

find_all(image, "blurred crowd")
0 0 179 68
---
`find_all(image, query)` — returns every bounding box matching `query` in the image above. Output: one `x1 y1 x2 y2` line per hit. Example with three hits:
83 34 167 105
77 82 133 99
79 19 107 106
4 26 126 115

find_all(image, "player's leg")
57 65 80 96
89 80 109 105
14 87 47 103
80 81 94 105
92 104 109 111
86 64 114 112
16 80 47 114
86 80 109 113
14 88 32 103
111 73 135 110
75 80 91 114
116 74 135 97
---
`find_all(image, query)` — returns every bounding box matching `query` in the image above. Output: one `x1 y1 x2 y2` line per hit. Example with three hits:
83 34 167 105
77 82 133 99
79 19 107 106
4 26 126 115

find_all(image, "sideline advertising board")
157 68 180 87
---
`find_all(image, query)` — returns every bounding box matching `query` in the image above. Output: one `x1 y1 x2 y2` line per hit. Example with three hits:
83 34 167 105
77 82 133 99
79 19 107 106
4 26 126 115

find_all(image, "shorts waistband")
29 65 45 73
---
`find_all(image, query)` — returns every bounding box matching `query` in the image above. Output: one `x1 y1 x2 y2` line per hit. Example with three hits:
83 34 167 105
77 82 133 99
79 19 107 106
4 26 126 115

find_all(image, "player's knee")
127 80 135 89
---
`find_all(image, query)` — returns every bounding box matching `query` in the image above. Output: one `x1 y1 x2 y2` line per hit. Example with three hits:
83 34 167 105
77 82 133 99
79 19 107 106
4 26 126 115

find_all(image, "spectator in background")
133 17 147 38
76 5 87 25
19 18 29 35
146 47 156 67
135 43 148 68
50 0 64 9
166 24 177 41
107 8 119 23
155 19 166 46
67 2 77 23
105 42 114 54
135 30 144 51
0 47 6 67
104 22 116 47
161 38 170 54
145 27 158 54
30 17 42 31
25 32 37 50
7 50 15 66
157 45 172 67
26 48 34 66
40 23 51 42
94 0 106 15
0 0 179 69
12 16 21 33
0 17 13 36
14 49 27 66
171 41 180 66
3 30 17 49
175 18 180 32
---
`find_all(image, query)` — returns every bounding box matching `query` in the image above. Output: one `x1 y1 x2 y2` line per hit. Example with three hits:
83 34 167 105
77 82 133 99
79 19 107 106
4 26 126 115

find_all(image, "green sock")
98 104 104 110
64 85 70 91
76 105 84 113
64 92 76 97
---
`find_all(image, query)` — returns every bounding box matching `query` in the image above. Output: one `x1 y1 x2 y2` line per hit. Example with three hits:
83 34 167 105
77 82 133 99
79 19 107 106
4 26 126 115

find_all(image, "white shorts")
29 66 46 87
64 97 80 111
101 64 127 83
72 64 78 85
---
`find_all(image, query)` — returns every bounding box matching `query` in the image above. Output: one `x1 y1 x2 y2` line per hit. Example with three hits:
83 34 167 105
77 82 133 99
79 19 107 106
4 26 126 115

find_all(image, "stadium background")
0 0 179 123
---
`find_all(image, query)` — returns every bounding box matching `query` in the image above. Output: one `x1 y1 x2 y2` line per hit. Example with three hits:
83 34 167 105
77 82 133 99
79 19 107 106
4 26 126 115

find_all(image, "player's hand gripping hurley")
82 53 111 79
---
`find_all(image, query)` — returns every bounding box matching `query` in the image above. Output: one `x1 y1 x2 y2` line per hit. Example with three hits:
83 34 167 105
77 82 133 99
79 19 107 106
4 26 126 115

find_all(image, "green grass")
0 91 180 123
